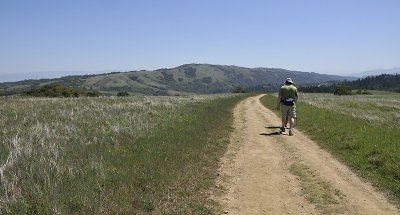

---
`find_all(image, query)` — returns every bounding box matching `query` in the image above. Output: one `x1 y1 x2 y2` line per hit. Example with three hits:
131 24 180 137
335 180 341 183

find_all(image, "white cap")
285 78 294 84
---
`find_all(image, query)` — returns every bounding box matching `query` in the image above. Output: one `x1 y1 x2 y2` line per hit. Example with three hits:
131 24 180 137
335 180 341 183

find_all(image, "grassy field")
260 92 400 204
300 91 400 126
0 93 249 214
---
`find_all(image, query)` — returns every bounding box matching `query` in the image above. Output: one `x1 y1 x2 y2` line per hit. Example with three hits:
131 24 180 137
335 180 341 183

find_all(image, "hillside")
0 64 354 95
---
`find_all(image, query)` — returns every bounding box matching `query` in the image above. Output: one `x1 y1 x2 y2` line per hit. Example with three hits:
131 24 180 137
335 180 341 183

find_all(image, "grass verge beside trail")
114 94 251 214
260 94 400 205
0 94 250 214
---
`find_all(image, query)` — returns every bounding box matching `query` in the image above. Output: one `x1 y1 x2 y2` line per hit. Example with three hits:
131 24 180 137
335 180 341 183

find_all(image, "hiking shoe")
280 127 285 134
289 130 293 136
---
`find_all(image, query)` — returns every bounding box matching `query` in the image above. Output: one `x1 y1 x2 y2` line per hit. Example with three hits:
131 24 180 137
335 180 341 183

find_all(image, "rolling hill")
0 64 355 95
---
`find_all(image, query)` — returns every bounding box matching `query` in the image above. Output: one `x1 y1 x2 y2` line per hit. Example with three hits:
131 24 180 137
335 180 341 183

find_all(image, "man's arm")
276 95 282 109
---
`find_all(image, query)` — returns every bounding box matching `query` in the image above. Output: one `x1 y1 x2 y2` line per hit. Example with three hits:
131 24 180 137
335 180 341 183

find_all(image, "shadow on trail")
265 126 281 129
260 132 281 136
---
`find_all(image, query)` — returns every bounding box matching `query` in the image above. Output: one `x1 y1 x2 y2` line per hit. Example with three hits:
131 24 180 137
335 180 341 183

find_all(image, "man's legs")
289 117 295 129
284 115 289 128
280 105 288 133
288 107 296 136
281 115 287 128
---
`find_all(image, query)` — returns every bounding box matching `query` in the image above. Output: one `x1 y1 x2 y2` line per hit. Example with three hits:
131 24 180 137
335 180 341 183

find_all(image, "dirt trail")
216 95 399 214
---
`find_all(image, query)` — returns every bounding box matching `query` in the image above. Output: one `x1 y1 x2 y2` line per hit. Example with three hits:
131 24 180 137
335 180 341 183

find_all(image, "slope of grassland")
260 93 400 205
0 93 250 214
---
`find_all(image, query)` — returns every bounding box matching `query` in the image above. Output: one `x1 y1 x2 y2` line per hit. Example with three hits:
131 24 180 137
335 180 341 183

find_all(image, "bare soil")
215 95 399 214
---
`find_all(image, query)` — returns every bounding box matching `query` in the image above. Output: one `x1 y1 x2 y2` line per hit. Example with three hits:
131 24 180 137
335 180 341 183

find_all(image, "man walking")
276 78 298 136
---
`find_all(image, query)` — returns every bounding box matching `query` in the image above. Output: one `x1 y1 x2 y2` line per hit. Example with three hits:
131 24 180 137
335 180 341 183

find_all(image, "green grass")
0 93 250 214
290 163 345 214
300 92 400 126
260 94 400 204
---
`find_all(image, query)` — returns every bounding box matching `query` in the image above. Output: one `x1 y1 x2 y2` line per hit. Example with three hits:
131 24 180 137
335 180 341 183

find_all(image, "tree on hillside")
233 86 245 93
117 91 129 96
334 85 352 95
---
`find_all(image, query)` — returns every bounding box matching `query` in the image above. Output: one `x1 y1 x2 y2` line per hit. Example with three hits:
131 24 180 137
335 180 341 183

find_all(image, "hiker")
276 78 298 136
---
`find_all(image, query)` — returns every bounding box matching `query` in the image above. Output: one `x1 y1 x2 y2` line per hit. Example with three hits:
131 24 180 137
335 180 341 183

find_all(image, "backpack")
282 98 295 106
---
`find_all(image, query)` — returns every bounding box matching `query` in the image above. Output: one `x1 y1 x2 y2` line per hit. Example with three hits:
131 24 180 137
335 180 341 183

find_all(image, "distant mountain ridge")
0 64 355 95
350 67 400 78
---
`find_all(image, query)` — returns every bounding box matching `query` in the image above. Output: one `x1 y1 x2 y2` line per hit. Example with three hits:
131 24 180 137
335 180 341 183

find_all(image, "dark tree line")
24 84 101 97
299 74 400 93
244 83 281 93
343 74 400 92
298 84 335 93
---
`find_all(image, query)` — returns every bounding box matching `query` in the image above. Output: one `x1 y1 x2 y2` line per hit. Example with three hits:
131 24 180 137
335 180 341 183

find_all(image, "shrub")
117 91 129 97
334 85 352 95
355 89 372 95
362 90 372 95
233 86 245 93
87 91 102 97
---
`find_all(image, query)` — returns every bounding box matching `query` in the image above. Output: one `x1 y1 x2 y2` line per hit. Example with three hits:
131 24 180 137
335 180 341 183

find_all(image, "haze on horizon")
1 0 399 79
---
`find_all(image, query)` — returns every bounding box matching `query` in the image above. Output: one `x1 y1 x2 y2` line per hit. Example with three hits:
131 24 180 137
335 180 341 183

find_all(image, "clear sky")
1 0 399 76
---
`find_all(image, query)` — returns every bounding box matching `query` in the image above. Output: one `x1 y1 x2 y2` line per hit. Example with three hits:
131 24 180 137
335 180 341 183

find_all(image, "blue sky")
1 0 399 77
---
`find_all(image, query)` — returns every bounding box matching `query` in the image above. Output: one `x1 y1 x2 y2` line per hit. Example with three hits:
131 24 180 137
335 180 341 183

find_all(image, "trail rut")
216 95 398 214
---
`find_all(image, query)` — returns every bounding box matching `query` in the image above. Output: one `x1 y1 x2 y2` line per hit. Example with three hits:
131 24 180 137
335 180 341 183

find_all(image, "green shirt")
279 84 298 100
